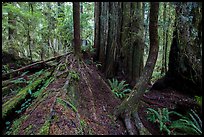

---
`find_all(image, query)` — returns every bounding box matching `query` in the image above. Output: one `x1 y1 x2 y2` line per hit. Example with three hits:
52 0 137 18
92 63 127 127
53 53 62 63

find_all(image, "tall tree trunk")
28 3 33 62
161 2 167 75
7 2 17 55
152 2 202 96
93 2 100 61
170 2 202 95
99 2 109 71
73 2 81 58
131 2 144 85
121 2 131 77
115 1 159 117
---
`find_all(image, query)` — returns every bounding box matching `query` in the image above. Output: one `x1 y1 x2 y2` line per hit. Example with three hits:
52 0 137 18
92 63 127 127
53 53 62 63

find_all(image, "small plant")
146 108 202 135
170 109 202 135
69 70 80 81
146 107 180 135
108 78 131 99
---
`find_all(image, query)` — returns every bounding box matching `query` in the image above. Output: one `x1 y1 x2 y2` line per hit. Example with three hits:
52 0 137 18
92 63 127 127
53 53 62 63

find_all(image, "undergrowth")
146 108 202 135
108 78 131 99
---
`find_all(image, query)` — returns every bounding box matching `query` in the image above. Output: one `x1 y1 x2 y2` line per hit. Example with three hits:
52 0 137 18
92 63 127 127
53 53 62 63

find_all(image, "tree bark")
115 1 159 120
93 2 100 61
73 2 81 58
161 2 167 75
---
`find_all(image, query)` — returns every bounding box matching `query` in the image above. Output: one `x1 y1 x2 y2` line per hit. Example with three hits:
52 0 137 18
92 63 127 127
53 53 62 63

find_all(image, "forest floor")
2 52 201 135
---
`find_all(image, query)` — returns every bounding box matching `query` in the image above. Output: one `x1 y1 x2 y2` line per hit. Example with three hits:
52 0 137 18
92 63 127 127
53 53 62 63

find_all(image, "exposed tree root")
132 111 151 135
123 112 137 135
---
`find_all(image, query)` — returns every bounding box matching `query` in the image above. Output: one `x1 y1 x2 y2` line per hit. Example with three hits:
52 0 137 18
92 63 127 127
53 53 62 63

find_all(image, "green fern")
108 78 131 99
146 108 175 135
170 109 202 135
146 107 202 135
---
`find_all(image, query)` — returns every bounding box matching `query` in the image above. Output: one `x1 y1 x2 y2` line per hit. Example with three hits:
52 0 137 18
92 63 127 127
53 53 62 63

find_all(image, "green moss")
10 115 29 135
24 125 33 135
38 120 50 135
2 72 51 120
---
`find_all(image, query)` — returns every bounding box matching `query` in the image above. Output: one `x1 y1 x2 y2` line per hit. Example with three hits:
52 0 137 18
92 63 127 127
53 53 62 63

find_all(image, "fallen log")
2 72 35 88
2 83 27 97
2 71 52 121
2 52 71 80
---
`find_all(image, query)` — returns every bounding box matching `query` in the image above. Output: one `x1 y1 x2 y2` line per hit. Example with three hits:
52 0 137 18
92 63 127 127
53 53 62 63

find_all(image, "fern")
146 108 174 135
108 78 131 99
147 107 202 135
170 109 202 135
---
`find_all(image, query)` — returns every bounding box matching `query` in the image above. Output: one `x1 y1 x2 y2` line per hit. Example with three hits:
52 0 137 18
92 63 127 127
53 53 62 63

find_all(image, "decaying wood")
2 71 52 121
2 83 27 96
2 52 71 80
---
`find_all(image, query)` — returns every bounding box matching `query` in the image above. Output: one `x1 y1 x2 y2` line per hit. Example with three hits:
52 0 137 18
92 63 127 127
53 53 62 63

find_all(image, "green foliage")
170 109 202 135
69 70 80 81
146 108 202 135
194 96 202 107
2 2 94 61
11 77 28 84
57 97 77 113
15 98 32 114
38 120 50 135
146 108 178 135
59 64 67 71
6 115 29 135
77 119 93 135
33 77 54 98
25 125 33 134
108 78 131 99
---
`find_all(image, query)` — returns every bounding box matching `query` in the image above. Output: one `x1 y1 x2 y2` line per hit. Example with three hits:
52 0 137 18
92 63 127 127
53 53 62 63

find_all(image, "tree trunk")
93 2 100 61
98 2 109 71
152 2 202 96
161 2 167 75
115 2 159 132
169 2 202 95
73 2 81 58
131 2 144 85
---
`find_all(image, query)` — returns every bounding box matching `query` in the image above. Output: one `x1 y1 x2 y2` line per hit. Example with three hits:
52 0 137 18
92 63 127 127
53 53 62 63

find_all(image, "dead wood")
2 52 71 80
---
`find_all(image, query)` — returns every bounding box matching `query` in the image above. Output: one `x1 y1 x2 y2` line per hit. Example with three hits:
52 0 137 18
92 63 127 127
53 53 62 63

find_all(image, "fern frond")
189 109 202 129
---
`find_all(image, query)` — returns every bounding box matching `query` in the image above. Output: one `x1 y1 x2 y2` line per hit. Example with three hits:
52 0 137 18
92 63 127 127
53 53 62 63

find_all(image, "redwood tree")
152 2 202 95
73 2 81 57
114 2 160 135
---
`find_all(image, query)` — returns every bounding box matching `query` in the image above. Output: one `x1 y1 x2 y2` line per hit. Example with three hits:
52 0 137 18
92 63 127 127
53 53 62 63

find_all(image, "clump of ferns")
146 108 202 135
108 78 131 99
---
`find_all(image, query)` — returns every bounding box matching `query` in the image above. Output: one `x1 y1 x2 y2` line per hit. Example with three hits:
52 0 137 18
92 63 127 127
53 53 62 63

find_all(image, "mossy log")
2 83 27 96
2 71 51 121
2 72 36 88
2 52 71 80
